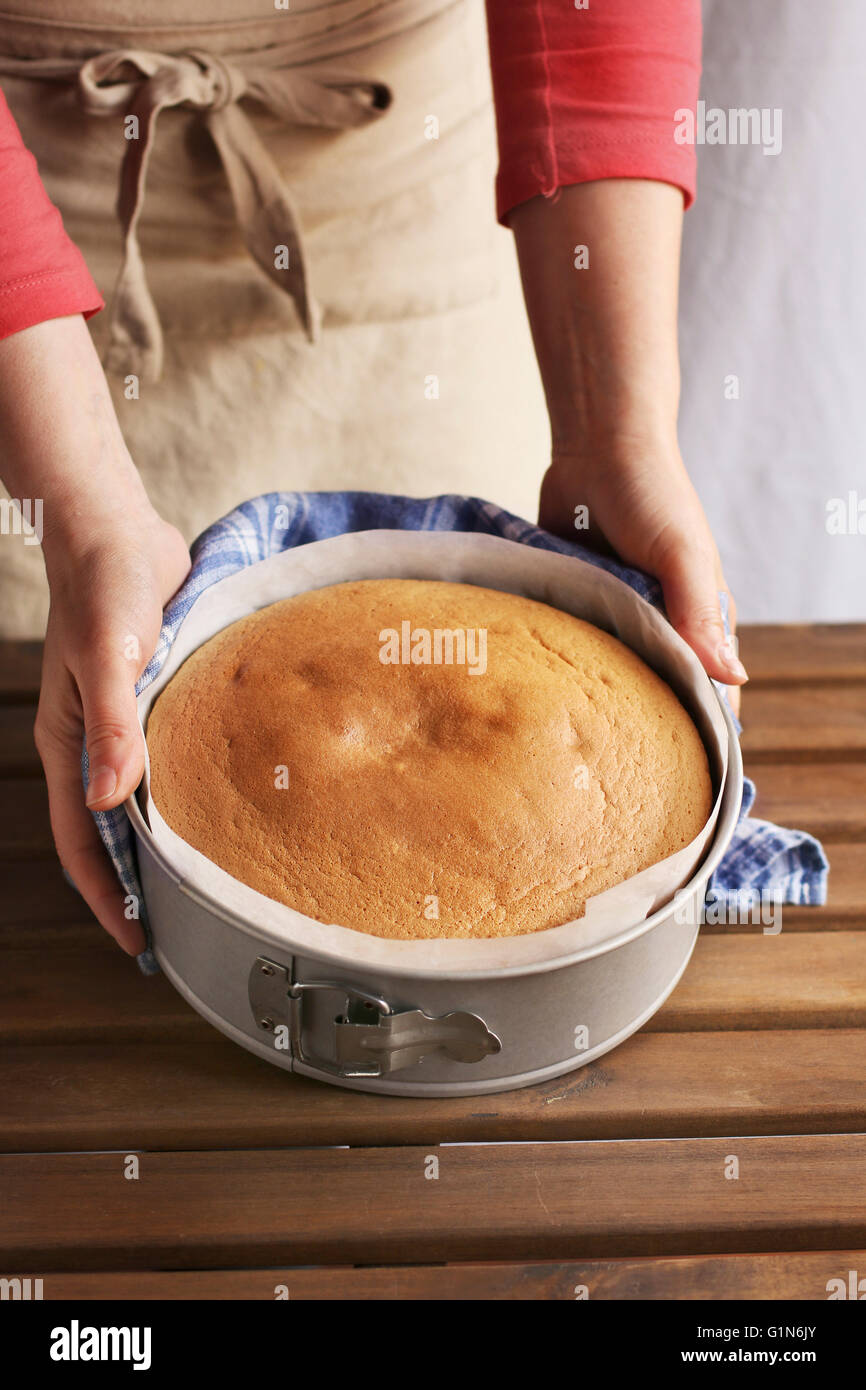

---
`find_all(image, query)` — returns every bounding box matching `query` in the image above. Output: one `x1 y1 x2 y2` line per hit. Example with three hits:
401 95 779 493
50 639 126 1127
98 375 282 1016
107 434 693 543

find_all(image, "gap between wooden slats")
31 1249 866 1300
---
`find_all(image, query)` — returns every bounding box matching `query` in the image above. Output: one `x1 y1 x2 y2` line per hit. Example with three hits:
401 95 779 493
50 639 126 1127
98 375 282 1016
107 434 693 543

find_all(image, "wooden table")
1 626 864 1300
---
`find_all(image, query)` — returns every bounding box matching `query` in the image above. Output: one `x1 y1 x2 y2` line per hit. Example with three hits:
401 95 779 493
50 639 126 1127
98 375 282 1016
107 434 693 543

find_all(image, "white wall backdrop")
678 0 866 621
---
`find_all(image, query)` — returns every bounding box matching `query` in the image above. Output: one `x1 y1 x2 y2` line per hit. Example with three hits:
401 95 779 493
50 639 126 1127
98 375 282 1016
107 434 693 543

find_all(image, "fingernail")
86 765 118 807
718 636 748 682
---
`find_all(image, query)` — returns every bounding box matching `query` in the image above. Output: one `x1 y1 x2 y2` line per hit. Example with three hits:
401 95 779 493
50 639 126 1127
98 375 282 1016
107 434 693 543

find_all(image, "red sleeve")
0 86 103 340
484 0 702 225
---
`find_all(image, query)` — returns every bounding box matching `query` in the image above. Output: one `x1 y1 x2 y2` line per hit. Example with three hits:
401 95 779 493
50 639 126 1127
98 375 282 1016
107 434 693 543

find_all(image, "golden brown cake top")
146 578 712 939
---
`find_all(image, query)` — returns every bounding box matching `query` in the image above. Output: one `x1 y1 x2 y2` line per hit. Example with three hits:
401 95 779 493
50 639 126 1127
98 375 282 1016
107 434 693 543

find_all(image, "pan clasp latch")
248 955 501 1078
333 996 502 1075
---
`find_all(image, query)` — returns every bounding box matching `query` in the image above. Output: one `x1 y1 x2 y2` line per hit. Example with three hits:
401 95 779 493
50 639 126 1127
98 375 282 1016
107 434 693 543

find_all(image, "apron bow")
77 48 393 380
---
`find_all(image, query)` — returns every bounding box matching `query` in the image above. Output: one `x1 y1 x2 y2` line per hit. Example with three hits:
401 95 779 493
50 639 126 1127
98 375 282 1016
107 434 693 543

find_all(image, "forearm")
509 179 684 459
0 314 151 568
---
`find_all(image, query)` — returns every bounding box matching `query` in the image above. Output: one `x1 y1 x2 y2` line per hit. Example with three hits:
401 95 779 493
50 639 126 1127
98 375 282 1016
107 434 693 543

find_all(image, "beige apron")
0 0 546 637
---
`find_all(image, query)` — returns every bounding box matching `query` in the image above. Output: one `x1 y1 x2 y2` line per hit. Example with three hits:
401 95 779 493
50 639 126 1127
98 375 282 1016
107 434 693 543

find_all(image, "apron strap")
76 48 392 381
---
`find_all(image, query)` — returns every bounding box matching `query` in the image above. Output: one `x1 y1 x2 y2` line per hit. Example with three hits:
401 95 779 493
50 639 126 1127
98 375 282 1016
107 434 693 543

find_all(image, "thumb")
654 538 748 687
77 645 146 810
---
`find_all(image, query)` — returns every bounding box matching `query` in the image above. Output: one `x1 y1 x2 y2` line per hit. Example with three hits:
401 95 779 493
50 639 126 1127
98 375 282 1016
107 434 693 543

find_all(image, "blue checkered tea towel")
81 491 829 975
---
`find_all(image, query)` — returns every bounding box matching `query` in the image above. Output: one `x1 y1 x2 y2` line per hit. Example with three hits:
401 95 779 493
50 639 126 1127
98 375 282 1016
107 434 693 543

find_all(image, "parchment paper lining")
136 531 729 972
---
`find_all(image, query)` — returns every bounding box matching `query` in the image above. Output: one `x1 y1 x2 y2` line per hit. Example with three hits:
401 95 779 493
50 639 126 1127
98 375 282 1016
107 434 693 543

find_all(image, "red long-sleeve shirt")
485 0 701 225
0 0 700 340
0 88 103 337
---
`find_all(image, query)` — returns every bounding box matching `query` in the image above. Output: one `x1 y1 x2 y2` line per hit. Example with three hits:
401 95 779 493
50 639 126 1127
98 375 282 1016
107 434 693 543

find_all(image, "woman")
0 0 744 953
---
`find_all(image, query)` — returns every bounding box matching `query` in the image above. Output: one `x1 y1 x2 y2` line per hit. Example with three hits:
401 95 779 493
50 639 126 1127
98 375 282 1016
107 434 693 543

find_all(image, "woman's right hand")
36 510 191 954
0 314 191 955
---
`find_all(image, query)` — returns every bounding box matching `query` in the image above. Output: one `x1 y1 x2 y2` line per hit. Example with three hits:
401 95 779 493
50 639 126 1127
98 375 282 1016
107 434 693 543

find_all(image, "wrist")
530 303 682 464
41 462 158 580
551 408 680 462
550 412 682 478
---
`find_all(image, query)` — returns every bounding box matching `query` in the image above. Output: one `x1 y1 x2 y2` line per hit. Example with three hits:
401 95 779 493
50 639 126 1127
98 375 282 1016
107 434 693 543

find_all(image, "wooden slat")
0 858 94 934
36 1250 866 1300
2 682 862 777
4 694 864 785
649 934 866 1030
771 842 866 927
1 630 863 779
0 780 57 858
2 1029 864 1152
3 1135 866 1270
1 629 863 699
1 761 861 863
0 704 37 776
3 932 865 1046
7 690 852 782
0 842 858 941
737 624 866 684
0 944 205 1043
746 761 866 841
0 641 41 702
741 683 866 760
0 905 853 948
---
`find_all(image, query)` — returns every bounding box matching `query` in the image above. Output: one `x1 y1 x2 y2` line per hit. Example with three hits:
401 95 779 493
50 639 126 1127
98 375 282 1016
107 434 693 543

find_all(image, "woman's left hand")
508 178 747 713
539 434 746 713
